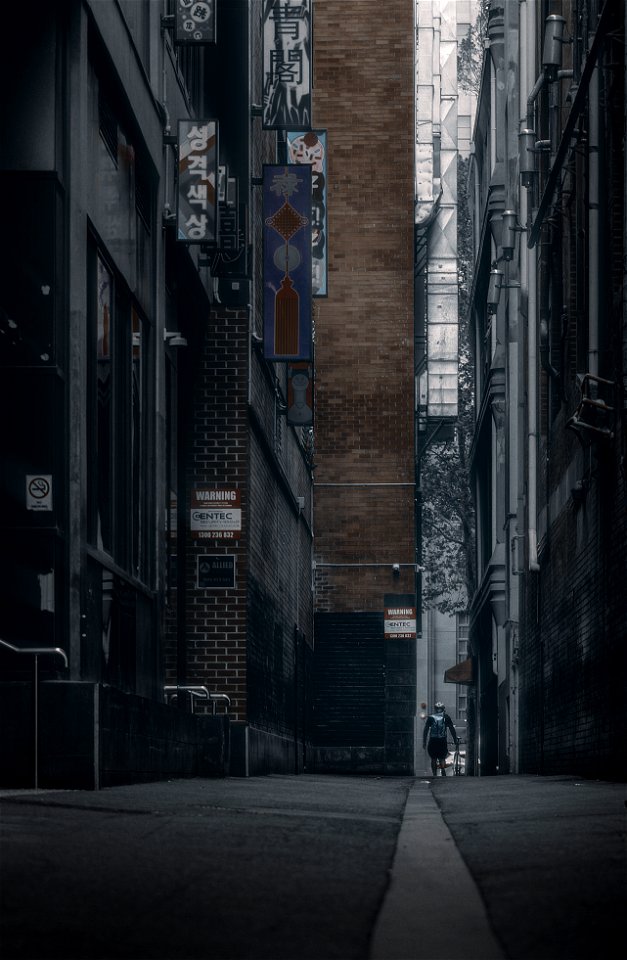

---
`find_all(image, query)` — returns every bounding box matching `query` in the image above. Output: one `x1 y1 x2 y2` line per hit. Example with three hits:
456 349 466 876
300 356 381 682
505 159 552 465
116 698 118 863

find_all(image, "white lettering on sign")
190 488 241 538
384 605 417 639
194 490 238 502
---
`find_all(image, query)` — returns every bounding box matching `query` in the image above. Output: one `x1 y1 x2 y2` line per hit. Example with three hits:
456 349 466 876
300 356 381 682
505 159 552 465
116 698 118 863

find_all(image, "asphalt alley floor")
1 773 625 960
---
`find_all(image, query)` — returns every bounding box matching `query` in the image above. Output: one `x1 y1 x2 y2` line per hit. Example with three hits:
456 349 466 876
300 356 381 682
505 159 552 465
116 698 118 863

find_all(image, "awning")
444 658 474 685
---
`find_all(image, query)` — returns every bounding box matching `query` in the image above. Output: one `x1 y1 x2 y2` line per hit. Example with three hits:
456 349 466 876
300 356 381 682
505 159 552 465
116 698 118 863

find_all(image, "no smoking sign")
26 475 53 512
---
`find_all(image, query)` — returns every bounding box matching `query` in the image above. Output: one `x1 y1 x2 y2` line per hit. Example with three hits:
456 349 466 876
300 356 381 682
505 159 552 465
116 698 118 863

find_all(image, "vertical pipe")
34 655 39 789
490 49 497 173
588 64 600 377
525 0 540 572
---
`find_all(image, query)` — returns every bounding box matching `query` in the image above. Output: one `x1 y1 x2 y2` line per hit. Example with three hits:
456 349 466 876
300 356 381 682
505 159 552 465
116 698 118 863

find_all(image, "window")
456 612 470 722
88 244 151 582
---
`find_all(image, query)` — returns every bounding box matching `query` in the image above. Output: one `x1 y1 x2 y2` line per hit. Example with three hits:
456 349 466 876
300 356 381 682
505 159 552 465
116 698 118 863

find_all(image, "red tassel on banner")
274 276 299 354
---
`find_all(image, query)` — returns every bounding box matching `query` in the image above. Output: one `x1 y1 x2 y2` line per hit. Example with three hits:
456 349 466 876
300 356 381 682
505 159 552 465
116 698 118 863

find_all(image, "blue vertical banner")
263 165 312 360
287 130 328 297
262 0 312 130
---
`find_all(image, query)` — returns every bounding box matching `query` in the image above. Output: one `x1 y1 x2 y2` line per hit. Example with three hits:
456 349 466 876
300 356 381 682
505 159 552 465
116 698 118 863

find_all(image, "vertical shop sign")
287 130 328 296
287 362 313 426
263 164 312 360
174 0 216 44
177 120 217 243
262 0 311 130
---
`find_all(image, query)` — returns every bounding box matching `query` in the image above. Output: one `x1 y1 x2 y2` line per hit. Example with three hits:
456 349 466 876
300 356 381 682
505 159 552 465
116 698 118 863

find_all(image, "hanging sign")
262 0 311 130
177 120 218 243
287 130 328 297
263 164 312 360
174 0 216 44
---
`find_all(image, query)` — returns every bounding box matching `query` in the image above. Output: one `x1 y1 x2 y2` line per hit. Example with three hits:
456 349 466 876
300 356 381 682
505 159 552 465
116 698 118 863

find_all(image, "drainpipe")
491 55 497 174
624 2 627 443
523 0 540 573
588 63 600 377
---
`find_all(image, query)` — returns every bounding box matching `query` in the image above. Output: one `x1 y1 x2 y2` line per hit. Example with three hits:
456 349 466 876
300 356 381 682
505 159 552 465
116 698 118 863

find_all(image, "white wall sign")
384 606 417 640
26 475 53 512
190 488 241 539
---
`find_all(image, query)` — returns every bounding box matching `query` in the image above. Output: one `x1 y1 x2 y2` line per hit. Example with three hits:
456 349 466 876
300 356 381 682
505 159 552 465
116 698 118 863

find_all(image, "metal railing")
0 638 68 789
163 684 230 715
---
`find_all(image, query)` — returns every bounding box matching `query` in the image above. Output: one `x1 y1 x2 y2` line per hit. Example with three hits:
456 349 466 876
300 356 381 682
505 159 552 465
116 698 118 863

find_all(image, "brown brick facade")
312 1 416 613
310 1 416 774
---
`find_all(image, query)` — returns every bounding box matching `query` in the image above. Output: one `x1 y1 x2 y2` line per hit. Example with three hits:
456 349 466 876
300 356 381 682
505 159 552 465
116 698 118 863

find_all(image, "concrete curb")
369 779 506 960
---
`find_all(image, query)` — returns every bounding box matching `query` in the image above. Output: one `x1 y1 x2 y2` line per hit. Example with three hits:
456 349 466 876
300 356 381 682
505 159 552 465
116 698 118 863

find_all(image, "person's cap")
434 701 445 711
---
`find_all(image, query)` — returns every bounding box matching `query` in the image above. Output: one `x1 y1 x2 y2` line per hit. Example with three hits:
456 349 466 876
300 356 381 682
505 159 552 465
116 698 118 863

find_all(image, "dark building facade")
468 0 627 779
1 0 314 787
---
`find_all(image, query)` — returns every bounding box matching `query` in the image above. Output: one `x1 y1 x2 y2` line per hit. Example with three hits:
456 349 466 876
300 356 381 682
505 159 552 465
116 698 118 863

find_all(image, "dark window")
88 243 151 581
98 87 118 164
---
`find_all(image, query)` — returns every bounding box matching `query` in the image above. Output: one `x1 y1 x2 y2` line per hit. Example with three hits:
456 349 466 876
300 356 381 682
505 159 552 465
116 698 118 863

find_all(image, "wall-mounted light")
501 210 522 261
487 264 504 316
519 129 536 188
164 331 188 347
542 14 566 81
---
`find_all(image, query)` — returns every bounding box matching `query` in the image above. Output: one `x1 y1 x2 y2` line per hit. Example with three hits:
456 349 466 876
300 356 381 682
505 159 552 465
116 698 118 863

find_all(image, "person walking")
423 702 459 776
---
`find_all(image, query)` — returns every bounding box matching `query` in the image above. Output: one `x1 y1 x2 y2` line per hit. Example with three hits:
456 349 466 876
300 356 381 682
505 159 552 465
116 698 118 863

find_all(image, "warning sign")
190 487 241 539
384 606 417 640
26 475 53 512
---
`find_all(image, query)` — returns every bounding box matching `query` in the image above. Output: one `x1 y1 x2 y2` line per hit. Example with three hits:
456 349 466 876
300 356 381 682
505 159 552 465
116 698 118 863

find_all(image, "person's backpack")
430 713 447 739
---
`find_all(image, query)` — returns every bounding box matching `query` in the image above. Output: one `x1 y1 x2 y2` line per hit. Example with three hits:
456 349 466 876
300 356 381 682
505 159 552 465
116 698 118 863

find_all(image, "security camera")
392 563 400 574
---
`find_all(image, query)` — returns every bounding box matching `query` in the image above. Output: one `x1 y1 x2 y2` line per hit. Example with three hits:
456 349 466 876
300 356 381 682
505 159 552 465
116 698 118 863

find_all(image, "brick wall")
312 0 416 613
310 1 416 772
165 307 250 722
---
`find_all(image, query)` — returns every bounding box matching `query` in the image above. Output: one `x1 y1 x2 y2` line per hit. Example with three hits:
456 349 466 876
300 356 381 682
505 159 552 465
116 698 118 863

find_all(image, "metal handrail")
163 684 230 715
0 638 68 789
0 638 68 668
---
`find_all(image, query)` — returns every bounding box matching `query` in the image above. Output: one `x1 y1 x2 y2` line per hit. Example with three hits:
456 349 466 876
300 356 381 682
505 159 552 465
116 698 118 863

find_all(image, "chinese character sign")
262 0 311 130
263 165 312 360
287 130 328 297
177 120 217 243
174 0 216 44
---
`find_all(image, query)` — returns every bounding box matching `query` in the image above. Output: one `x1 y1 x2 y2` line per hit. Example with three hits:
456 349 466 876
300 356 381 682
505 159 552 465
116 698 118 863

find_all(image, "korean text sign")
177 120 217 243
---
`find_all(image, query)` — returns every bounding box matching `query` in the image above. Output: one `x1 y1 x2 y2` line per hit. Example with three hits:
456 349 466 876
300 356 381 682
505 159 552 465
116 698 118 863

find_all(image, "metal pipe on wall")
523 0 540 572
588 63 600 378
